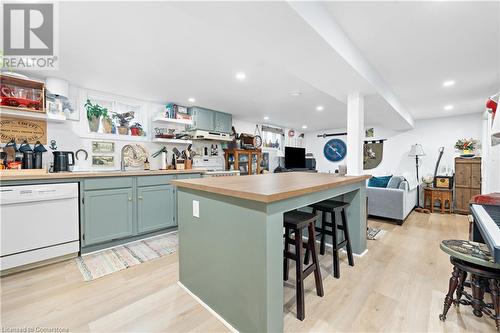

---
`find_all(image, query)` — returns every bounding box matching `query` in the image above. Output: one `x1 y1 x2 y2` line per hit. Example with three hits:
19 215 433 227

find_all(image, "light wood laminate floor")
1 212 496 332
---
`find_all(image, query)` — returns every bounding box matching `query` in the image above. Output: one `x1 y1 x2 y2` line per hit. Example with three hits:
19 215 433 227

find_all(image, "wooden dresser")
454 157 481 214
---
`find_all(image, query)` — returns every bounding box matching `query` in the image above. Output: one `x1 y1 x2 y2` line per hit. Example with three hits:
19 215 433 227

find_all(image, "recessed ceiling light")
444 105 454 111
443 80 455 87
289 91 302 96
316 105 324 111
235 72 246 80
188 97 195 103
302 125 308 129
263 116 269 120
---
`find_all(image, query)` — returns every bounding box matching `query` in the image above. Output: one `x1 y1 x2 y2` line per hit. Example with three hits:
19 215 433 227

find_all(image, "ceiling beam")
288 1 415 129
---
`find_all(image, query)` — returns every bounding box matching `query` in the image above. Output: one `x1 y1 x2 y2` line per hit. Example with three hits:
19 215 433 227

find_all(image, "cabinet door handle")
128 197 132 201
138 196 143 200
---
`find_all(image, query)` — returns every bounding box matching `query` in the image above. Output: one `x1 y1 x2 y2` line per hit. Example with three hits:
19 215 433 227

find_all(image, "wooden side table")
424 187 453 214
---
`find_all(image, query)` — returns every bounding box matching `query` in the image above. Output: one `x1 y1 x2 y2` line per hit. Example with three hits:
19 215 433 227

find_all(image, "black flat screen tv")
284 147 306 169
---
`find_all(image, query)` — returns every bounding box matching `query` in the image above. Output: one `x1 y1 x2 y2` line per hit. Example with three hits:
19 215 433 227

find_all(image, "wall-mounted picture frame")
92 155 115 167
92 141 115 153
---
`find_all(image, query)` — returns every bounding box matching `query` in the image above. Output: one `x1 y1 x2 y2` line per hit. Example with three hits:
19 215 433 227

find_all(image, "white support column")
346 92 364 175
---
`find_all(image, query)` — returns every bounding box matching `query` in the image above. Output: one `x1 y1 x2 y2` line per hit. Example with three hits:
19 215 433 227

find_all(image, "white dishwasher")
0 183 80 271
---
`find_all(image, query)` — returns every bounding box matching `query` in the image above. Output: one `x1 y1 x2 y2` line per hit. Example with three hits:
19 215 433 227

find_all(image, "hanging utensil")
172 147 181 158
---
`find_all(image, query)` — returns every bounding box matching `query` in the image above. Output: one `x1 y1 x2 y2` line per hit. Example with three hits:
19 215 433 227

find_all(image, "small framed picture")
92 155 115 167
92 141 115 153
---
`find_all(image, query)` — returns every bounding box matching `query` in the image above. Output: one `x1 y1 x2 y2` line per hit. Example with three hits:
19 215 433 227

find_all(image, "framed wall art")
92 141 115 153
92 155 115 167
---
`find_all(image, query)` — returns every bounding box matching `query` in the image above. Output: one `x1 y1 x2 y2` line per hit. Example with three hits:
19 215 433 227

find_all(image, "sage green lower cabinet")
137 185 175 234
83 188 134 245
81 174 202 250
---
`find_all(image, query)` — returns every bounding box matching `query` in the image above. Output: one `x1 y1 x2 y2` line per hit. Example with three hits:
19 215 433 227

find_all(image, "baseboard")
1 252 78 277
177 281 239 333
83 229 178 256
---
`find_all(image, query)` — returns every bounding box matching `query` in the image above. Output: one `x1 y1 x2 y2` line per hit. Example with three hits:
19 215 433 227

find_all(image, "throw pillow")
387 176 405 189
368 175 392 188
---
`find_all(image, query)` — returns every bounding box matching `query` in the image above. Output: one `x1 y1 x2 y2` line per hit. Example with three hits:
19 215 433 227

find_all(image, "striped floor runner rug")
76 232 177 281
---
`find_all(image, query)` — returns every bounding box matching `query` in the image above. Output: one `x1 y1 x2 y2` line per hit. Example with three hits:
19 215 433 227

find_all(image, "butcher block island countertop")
171 172 371 203
0 169 204 181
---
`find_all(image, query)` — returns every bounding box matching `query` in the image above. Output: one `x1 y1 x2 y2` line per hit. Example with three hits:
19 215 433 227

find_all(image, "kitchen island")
171 172 371 333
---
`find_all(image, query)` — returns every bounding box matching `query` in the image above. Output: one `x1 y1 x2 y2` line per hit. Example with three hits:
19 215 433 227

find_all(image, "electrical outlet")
193 200 199 218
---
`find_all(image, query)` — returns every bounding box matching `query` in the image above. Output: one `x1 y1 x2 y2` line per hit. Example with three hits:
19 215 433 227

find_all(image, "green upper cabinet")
137 185 175 234
188 107 232 134
214 111 232 133
83 188 134 246
189 107 215 131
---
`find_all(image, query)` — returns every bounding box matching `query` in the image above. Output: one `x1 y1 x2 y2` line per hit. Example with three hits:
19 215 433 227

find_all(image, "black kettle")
52 151 75 172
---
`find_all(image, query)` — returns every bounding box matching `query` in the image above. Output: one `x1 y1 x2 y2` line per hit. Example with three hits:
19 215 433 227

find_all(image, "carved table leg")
471 274 486 317
490 279 500 331
455 269 467 306
440 265 461 321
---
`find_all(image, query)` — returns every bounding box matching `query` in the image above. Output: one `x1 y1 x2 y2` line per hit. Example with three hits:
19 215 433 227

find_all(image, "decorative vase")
130 127 140 136
461 149 475 157
102 118 113 134
88 116 100 132
118 126 129 135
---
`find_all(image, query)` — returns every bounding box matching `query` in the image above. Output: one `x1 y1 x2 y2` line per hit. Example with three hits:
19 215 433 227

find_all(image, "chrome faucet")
121 144 132 171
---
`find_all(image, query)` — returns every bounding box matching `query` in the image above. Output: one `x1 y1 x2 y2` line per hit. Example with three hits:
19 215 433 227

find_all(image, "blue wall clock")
323 139 347 162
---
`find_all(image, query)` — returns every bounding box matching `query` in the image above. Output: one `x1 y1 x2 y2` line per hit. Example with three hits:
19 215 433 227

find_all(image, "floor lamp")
409 143 426 212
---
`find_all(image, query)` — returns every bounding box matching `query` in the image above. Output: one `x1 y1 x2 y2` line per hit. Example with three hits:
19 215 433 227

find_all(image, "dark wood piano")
470 193 500 264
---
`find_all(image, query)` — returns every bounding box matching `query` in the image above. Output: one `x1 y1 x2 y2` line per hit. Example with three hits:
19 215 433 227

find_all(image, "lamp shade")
45 77 69 97
409 143 425 156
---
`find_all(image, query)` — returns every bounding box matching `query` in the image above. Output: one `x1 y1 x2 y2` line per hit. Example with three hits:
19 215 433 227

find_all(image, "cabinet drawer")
83 177 133 190
176 173 202 180
137 175 175 187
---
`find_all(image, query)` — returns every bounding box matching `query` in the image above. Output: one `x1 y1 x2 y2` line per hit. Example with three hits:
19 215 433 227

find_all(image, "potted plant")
112 111 134 135
454 138 479 156
84 99 107 132
101 108 113 134
130 122 143 136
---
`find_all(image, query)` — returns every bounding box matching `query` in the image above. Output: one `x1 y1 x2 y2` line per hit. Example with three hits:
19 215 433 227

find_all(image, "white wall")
482 111 500 193
305 113 484 179
42 88 225 171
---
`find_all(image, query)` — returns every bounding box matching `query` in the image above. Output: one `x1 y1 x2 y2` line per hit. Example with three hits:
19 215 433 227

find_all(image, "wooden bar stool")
439 239 500 330
283 210 324 321
305 200 354 279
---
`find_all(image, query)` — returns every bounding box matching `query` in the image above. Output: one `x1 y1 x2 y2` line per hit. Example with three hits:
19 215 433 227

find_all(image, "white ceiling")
28 1 499 131
326 1 500 120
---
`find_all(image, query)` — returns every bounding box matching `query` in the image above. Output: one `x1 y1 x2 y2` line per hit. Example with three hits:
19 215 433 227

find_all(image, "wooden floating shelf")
152 138 193 144
0 107 66 123
152 116 193 125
